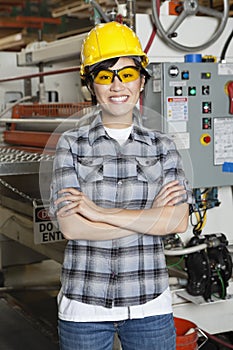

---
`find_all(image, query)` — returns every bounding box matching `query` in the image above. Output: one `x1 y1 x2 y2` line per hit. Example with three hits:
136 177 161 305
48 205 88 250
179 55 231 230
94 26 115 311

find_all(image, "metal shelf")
0 147 53 175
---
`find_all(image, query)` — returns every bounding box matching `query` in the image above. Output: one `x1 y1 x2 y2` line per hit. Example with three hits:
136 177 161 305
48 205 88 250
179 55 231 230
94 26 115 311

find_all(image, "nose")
110 74 124 90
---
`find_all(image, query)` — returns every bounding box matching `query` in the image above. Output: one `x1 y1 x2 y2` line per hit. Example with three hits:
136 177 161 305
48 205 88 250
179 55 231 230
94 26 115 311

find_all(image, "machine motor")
185 233 232 301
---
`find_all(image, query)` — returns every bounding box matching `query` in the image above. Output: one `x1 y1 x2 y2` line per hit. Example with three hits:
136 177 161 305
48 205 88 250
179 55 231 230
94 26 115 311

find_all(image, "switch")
201 72 211 79
202 85 210 95
203 135 211 144
200 133 211 146
202 118 211 129
175 86 183 96
202 102 212 114
227 81 233 114
168 65 179 77
188 86 196 96
181 71 189 80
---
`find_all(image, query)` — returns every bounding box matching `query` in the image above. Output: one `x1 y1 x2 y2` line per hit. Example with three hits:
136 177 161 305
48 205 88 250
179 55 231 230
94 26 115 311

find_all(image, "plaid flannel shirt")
50 111 193 308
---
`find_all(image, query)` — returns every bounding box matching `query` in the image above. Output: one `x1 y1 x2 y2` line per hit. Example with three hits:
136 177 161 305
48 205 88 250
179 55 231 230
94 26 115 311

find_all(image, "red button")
203 135 211 144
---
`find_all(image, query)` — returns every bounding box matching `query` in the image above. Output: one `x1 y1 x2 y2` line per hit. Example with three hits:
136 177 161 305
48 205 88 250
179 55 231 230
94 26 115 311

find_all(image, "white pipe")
169 277 187 286
0 96 32 118
164 243 208 256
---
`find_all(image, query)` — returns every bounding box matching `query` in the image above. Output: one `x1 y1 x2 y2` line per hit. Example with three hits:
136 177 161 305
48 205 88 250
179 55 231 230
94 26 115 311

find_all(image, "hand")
152 180 186 208
55 188 103 221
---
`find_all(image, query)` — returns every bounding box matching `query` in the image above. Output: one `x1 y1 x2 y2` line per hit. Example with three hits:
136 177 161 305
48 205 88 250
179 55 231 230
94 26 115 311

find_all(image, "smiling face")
92 57 145 129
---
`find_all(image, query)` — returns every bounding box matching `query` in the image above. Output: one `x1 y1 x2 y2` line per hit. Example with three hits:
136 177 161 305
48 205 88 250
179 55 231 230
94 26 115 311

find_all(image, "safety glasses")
91 66 141 85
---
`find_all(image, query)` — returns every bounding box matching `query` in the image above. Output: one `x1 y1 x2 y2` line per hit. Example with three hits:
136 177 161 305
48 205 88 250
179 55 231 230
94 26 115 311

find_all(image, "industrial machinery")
151 0 230 51
3 102 92 150
0 0 232 343
143 61 233 188
185 233 232 301
0 54 92 269
136 3 233 336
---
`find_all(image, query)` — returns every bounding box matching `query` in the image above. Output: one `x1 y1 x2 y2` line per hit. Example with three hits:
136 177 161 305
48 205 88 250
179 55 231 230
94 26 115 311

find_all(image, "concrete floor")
0 260 232 350
0 260 60 350
0 260 122 350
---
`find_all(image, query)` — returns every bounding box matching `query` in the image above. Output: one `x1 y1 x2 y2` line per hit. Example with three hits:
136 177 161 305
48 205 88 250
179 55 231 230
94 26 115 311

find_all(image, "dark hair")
84 56 150 104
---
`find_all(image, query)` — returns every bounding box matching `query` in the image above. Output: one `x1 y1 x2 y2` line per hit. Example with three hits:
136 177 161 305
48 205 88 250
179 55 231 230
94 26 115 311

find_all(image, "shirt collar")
132 110 153 146
88 112 108 145
88 108 153 146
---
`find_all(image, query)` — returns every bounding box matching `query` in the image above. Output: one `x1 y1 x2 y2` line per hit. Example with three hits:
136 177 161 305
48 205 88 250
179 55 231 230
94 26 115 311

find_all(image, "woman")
50 21 193 350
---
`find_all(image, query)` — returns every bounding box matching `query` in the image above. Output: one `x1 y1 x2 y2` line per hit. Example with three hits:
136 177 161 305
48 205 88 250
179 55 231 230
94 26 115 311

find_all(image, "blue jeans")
58 313 176 350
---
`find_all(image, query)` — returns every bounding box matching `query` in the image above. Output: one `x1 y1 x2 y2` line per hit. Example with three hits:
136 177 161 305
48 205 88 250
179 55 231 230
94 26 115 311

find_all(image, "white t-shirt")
58 287 172 322
104 125 132 145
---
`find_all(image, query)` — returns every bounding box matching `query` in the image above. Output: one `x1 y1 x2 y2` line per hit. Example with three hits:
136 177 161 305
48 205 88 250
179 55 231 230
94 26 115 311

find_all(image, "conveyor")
0 102 91 274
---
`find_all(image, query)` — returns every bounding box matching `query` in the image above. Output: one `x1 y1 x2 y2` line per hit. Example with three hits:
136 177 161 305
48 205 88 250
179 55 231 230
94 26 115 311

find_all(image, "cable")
144 24 157 55
191 187 218 235
200 329 233 349
0 96 32 118
167 255 185 270
220 28 233 62
139 1 160 113
216 268 226 299
143 0 160 55
191 207 207 235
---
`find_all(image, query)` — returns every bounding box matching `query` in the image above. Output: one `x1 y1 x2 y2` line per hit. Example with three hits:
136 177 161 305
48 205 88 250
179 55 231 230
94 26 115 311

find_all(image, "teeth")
110 96 128 102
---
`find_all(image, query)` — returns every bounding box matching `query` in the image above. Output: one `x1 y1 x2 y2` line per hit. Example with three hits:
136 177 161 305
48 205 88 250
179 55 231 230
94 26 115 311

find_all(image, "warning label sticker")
167 97 188 121
33 202 65 244
214 117 233 165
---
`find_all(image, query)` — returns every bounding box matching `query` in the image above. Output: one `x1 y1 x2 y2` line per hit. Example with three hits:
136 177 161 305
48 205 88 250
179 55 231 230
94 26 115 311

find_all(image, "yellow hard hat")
80 21 149 78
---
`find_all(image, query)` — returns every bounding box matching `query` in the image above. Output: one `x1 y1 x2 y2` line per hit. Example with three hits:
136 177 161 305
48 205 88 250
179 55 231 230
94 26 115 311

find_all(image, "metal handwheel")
151 0 229 52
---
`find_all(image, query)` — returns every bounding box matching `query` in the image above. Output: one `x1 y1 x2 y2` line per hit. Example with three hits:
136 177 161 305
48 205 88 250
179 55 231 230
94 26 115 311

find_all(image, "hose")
164 243 208 256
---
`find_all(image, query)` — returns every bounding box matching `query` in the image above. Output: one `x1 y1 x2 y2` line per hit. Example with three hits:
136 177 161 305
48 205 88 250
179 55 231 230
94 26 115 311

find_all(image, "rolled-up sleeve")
49 134 80 218
161 137 194 206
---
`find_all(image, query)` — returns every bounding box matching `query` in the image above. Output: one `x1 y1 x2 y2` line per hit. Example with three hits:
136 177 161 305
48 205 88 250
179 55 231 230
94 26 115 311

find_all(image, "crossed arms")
55 180 189 241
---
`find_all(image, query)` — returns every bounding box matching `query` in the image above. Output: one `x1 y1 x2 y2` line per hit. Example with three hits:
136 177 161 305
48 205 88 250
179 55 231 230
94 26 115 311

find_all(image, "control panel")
143 62 233 188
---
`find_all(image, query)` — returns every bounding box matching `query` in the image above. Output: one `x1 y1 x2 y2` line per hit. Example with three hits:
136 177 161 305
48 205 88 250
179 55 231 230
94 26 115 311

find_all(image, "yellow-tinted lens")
94 70 114 85
118 67 140 83
93 66 140 85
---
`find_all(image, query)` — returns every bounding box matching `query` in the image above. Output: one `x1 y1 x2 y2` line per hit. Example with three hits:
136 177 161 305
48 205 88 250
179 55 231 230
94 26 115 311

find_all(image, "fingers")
156 180 178 197
58 187 81 195
57 201 79 217
166 192 186 206
55 188 83 217
153 180 187 207
55 193 82 206
163 182 186 204
159 182 184 199
162 180 181 192
56 188 83 205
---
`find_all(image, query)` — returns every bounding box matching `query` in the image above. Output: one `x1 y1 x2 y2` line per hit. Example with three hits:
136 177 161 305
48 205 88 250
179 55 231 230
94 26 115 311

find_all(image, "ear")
140 76 145 92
